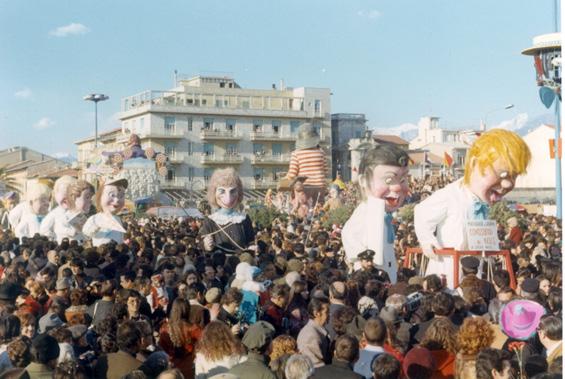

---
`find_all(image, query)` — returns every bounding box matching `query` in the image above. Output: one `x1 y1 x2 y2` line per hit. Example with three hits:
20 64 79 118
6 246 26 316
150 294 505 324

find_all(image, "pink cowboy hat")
500 300 546 340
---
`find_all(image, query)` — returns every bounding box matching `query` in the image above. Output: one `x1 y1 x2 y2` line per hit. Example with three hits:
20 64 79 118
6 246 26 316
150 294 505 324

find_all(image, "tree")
0 167 19 194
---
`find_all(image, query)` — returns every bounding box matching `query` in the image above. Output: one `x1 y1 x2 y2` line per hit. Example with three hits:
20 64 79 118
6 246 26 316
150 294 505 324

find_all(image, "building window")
272 143 282 156
204 168 213 183
187 141 193 156
253 120 263 132
290 121 300 134
203 143 214 156
272 168 283 179
203 118 214 130
272 120 281 134
164 143 176 158
253 143 264 156
225 143 238 156
226 119 236 132
167 169 175 181
314 99 321 113
220 82 225 88
187 117 193 131
254 168 265 180
188 167 194 180
164 116 175 134
139 117 145 133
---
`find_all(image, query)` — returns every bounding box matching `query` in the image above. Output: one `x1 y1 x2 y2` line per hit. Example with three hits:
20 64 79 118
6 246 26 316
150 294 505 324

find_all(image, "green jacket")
228 352 277 379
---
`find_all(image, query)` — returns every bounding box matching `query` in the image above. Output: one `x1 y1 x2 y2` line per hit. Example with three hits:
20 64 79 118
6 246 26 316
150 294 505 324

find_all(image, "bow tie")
473 201 490 220
385 212 395 243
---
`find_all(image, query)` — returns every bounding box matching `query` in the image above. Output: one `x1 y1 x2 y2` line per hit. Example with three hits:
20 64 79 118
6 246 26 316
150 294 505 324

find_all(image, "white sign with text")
466 220 499 251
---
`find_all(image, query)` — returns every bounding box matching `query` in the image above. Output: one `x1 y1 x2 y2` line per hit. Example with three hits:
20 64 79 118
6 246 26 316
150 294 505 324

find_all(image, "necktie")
385 212 395 243
473 201 490 220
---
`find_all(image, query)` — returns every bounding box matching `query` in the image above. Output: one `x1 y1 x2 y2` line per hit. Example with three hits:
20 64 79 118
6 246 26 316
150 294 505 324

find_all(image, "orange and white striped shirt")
286 148 328 187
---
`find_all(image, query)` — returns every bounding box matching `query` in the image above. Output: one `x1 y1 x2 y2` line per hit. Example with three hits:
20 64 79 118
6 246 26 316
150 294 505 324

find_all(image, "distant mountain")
52 152 77 165
514 113 555 136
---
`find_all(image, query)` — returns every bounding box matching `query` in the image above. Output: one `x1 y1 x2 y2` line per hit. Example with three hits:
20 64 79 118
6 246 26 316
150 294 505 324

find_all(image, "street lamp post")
83 94 109 148
480 104 515 131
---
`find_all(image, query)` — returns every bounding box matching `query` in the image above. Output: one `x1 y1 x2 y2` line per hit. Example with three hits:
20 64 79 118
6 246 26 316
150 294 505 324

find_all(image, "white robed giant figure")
415 129 531 288
342 144 410 283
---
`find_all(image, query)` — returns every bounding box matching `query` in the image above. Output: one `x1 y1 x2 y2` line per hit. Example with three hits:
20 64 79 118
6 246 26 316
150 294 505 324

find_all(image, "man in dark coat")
312 335 364 379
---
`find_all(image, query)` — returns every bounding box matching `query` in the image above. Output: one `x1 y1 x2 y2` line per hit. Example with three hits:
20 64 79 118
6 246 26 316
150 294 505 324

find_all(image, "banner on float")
466 220 499 251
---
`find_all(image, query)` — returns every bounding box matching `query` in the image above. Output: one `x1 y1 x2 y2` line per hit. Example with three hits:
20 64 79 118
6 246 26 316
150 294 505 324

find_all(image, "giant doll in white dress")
83 176 128 247
414 129 531 288
342 144 410 283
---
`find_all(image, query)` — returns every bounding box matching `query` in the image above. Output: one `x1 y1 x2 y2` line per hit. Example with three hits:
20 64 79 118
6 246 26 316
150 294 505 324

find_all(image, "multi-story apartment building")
116 75 332 191
331 113 367 181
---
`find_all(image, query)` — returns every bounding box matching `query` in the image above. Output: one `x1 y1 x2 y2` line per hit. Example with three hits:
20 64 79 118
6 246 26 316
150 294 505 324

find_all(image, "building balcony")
167 154 185 164
251 153 291 165
121 90 311 119
200 153 244 165
251 178 278 190
200 129 242 140
250 131 296 142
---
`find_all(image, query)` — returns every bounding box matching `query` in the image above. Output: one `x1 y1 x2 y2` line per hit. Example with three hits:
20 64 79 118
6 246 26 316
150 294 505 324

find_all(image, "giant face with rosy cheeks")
100 185 125 214
467 158 516 205
215 186 239 209
367 165 410 212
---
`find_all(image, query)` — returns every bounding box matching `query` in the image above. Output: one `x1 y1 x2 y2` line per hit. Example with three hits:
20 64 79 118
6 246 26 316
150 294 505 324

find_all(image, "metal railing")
200 153 244 164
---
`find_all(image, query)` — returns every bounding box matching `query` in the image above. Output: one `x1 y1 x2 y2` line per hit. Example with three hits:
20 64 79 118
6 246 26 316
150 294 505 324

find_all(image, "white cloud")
14 88 32 99
357 10 382 19
491 113 528 131
49 23 90 37
33 117 55 130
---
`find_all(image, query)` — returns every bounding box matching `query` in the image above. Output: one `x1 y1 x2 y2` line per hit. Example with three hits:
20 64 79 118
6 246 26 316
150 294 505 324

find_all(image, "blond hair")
463 129 531 185
53 175 77 196
206 168 243 208
26 183 51 202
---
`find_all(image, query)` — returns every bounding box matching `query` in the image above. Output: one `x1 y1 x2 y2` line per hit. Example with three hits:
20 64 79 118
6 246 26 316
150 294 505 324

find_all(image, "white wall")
516 124 556 188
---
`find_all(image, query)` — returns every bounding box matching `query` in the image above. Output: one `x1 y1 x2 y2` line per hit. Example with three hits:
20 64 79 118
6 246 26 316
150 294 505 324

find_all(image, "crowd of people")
0 168 558 379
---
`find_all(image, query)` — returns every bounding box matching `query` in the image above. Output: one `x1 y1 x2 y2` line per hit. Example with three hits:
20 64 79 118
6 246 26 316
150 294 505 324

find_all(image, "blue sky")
0 0 559 157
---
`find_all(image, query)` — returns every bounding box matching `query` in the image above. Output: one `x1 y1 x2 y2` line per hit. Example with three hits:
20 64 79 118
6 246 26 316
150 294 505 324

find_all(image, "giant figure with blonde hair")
415 129 531 288
199 168 255 253
39 175 77 241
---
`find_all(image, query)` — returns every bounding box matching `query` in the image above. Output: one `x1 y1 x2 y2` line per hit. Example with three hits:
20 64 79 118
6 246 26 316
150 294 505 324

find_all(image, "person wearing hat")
228 321 277 379
285 123 328 203
455 256 496 306
519 277 545 306
354 250 390 282
83 175 128 247
342 144 411 283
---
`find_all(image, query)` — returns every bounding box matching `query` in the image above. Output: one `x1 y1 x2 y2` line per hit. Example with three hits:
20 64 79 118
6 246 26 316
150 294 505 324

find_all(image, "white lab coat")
15 211 42 241
342 196 397 283
40 206 77 243
83 213 125 247
414 179 478 288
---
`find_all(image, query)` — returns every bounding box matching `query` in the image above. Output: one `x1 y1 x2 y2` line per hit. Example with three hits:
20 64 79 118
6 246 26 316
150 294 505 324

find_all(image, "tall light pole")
83 94 109 148
480 104 514 131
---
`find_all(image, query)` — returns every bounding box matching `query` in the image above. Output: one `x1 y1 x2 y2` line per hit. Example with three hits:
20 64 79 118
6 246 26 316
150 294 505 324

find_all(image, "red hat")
403 347 436 378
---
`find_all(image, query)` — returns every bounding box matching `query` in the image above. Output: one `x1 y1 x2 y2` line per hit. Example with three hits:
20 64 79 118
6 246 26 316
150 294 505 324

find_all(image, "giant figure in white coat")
342 144 410 283
414 129 531 288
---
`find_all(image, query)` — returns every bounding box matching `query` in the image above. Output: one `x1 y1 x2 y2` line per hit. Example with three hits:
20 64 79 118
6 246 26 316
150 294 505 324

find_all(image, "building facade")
114 76 332 190
331 113 367 181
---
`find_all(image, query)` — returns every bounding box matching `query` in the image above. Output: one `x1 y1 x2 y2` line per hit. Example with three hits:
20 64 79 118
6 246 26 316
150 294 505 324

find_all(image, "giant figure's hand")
203 235 214 251
422 243 441 261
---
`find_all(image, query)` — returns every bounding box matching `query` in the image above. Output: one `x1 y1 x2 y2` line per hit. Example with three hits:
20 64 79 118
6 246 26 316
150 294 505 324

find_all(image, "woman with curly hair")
420 317 458 379
455 317 495 379
194 321 246 379
269 334 297 369
159 298 202 379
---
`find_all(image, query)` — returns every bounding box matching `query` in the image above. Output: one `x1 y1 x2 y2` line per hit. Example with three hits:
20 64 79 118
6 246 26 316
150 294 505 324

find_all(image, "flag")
549 138 562 159
444 152 453 167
